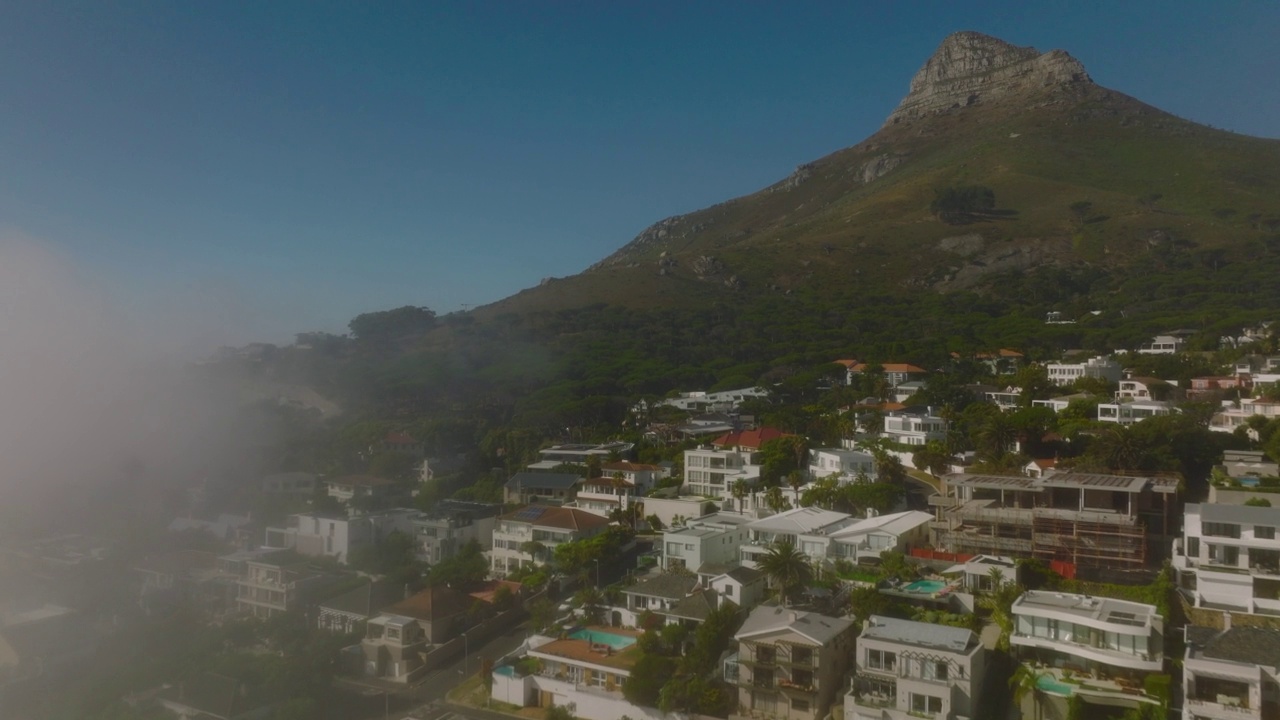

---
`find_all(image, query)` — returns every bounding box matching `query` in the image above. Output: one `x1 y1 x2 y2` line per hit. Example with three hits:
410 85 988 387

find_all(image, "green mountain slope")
483 32 1280 316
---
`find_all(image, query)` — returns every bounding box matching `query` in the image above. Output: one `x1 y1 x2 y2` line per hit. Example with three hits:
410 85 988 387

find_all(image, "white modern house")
823 510 933 563
1011 591 1164 707
264 509 421 565
488 506 613 577
1183 624 1280 720
412 500 501 565
882 408 948 446
739 507 856 568
1096 399 1177 425
1211 397 1280 434
808 448 878 483
1045 356 1124 386
845 615 987 720
683 445 759 500
1172 503 1280 616
661 512 752 572
1136 335 1186 355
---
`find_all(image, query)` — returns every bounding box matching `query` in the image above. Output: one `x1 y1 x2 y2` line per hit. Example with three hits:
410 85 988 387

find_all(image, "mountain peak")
885 31 1091 126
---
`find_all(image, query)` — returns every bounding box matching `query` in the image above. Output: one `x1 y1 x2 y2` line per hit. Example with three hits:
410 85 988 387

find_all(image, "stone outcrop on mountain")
885 31 1091 125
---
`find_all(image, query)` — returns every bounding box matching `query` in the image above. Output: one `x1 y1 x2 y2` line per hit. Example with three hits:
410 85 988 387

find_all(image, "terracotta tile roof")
385 584 471 622
1031 458 1058 470
850 362 926 374
498 505 613 532
711 427 792 449
468 580 524 605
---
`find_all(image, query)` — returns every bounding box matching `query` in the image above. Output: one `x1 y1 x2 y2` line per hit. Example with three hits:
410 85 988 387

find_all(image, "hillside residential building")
808 448 877 483
730 606 856 720
844 362 928 388
1011 591 1164 706
950 348 1025 376
574 476 638 517
642 493 720 529
616 573 698 626
533 442 634 467
1187 375 1250 400
702 565 768 611
264 509 420 564
931 472 1179 569
601 461 667 489
647 386 770 413
489 506 612 577
360 585 472 682
490 627 656 720
1172 503 1280 616
503 472 581 505
324 475 400 504
1137 334 1186 355
845 615 987 720
882 407 948 446
1221 450 1280 480
1045 356 1124 386
377 431 425 458
739 507 856 568
1211 397 1280 434
1183 625 1280 720
133 550 230 615
1032 393 1098 414
317 580 405 634
1116 377 1175 402
823 510 933 563
684 444 760 502
232 550 343 619
412 500 501 565
949 555 1019 592
662 512 752 571
1096 399 1177 425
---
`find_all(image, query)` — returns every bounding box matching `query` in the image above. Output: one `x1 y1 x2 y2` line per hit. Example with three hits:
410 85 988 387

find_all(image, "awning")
941 564 967 575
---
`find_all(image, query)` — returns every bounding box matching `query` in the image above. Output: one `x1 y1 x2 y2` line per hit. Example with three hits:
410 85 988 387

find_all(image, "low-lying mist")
0 232 268 535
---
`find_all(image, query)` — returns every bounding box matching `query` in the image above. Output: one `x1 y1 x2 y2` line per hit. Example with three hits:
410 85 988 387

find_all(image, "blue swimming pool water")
1238 477 1261 487
494 665 516 677
569 628 637 650
903 580 947 594
1036 675 1076 696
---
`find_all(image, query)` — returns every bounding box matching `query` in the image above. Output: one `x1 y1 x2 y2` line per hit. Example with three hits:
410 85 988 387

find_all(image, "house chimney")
789 611 798 623
1223 611 1232 631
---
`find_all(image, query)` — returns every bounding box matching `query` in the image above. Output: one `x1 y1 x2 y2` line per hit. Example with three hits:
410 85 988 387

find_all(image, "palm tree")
757 540 814 606
764 486 790 513
1010 663 1044 720
732 479 748 514
787 471 807 506
977 572 1023 652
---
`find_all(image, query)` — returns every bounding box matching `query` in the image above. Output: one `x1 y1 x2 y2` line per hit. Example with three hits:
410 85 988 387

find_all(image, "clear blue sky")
1 1 1276 345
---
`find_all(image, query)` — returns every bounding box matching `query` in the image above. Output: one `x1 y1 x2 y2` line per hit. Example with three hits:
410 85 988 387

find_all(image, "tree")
977 571 1024 652
348 305 436 343
624 654 678 707
912 441 952 477
529 598 558 633
786 470 807 504
763 486 790 513
930 185 996 224
574 586 605 624
1069 200 1093 226
757 540 814 605
731 479 748 514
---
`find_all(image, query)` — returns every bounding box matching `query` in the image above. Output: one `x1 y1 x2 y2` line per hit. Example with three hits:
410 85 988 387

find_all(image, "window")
756 645 776 664
791 698 810 713
791 669 813 688
1209 544 1241 566
791 647 812 666
867 649 896 672
911 694 943 715
1188 537 1200 557
1259 526 1276 540
1204 522 1242 539
923 661 948 681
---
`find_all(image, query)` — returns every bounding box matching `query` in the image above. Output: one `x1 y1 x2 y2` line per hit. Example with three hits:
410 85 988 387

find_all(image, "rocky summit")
885 31 1092 125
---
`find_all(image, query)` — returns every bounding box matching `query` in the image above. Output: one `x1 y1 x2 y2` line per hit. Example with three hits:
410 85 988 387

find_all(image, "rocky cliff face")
885 31 1091 125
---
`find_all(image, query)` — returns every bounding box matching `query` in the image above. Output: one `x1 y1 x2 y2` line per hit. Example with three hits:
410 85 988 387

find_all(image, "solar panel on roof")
515 507 545 521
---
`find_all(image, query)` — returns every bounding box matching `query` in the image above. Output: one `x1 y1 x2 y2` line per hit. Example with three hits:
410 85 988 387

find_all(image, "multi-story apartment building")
739 507 856 568
574 476 638 517
730 606 856 720
1173 503 1280 616
882 408 948 446
808 448 877 482
931 472 1179 570
264 508 421 564
844 362 928 388
845 615 987 720
1011 591 1164 706
412 500 501 565
232 550 341 619
684 445 759 500
324 475 400 505
1045 356 1124 386
1211 397 1280 435
1137 334 1186 355
1183 624 1280 720
662 512 752 571
488 506 612 577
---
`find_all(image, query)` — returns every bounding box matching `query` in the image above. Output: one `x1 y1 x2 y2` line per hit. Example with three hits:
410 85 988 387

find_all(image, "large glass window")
867 649 896 672
911 694 943 715
1204 522 1242 539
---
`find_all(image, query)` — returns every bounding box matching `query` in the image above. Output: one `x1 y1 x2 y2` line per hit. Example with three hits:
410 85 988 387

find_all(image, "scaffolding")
1030 511 1148 568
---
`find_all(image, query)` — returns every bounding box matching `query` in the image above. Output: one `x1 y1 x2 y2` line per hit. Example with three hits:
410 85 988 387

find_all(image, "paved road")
335 623 529 720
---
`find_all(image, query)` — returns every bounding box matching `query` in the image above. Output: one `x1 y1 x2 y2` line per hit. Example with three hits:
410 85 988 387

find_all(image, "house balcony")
736 676 778 691
1183 698 1259 720
777 679 818 696
851 674 898 709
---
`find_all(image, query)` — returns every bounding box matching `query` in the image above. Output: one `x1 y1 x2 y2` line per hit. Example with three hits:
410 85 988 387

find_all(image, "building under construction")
929 472 1180 570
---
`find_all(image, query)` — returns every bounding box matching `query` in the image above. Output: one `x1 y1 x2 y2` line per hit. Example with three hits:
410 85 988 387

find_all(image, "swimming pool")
903 580 947 594
494 665 516 677
1238 477 1261 487
1036 675 1076 696
569 628 637 650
